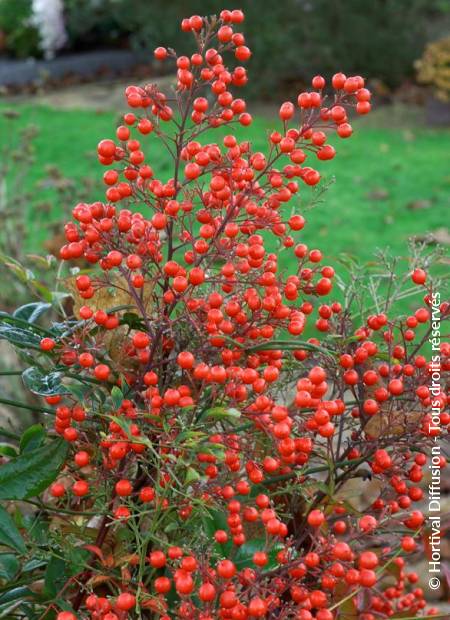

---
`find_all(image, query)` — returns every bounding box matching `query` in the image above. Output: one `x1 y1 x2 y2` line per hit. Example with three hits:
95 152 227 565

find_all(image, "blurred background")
0 0 449 313
0 1 449 604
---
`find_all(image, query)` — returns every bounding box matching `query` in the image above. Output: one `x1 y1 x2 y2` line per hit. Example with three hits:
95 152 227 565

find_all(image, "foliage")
1 0 449 97
0 0 66 59
0 7 449 620
111 0 448 96
0 0 40 58
63 0 125 52
416 36 450 102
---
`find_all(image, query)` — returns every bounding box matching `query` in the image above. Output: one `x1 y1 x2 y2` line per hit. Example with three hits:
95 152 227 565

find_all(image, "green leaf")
23 558 47 572
234 538 283 570
53 598 77 613
22 514 50 546
205 407 241 421
0 444 17 458
184 466 201 485
19 425 45 454
44 556 67 598
65 382 91 400
22 367 65 396
0 506 26 553
0 586 34 607
111 385 124 409
0 600 34 619
13 303 51 324
0 322 42 349
43 549 89 600
120 312 146 330
0 553 20 581
0 440 68 500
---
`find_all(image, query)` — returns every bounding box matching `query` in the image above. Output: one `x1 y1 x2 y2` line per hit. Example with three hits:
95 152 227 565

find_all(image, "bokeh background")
0 0 449 312
0 0 449 608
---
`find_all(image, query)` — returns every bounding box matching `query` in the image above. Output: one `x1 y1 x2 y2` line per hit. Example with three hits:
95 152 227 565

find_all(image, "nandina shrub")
0 8 448 620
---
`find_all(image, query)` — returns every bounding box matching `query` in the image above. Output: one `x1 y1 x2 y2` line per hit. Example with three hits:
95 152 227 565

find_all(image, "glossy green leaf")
0 440 68 500
0 586 34 607
234 538 284 570
44 556 67 598
0 602 35 619
0 444 17 458
23 558 47 572
0 506 26 553
13 303 51 324
0 554 20 581
19 425 45 454
22 367 65 396
0 322 42 349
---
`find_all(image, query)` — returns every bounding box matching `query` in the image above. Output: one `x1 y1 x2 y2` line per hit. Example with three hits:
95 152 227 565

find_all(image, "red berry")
40 337 56 351
154 46 168 60
411 268 427 285
115 479 132 497
72 480 89 497
50 482 65 498
307 509 325 527
97 139 116 158
94 364 110 381
116 592 136 611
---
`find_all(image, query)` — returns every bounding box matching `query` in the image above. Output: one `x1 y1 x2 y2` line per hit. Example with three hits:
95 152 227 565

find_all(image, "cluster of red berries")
30 9 450 620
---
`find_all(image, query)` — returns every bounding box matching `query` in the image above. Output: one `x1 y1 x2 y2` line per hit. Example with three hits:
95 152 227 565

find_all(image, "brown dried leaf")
413 227 450 246
105 325 129 363
335 478 382 512
84 544 106 566
121 567 132 583
87 574 112 588
115 553 141 568
364 409 423 439
28 579 45 594
141 595 167 613
48 516 97 540
406 199 432 211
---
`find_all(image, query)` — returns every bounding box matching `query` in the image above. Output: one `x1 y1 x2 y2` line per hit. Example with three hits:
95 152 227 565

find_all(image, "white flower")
31 0 67 59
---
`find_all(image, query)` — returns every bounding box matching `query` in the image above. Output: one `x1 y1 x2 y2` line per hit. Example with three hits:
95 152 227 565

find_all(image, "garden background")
0 0 449 609
0 0 449 310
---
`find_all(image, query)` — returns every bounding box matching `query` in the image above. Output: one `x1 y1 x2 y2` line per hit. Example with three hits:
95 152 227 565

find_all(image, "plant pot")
426 95 450 126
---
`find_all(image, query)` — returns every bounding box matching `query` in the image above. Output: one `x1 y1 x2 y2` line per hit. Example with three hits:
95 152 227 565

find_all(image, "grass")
0 101 449 312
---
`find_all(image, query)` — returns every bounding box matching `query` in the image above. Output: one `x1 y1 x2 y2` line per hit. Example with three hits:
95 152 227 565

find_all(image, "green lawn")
1 102 449 305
